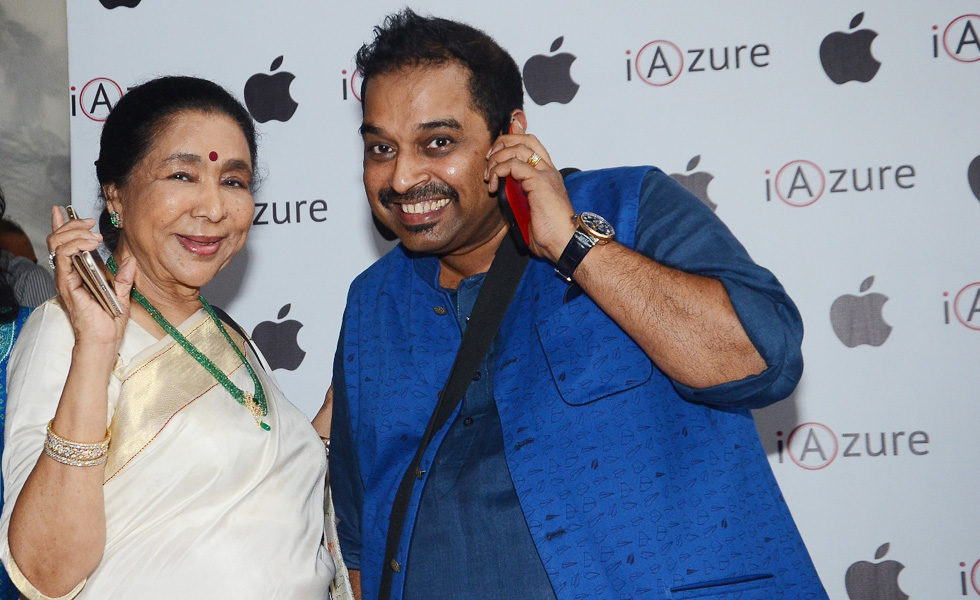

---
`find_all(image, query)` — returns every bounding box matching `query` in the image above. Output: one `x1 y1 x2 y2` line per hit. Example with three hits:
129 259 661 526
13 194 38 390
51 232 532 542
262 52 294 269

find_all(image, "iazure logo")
627 39 769 87
958 559 980 596
244 56 299 123
830 276 891 348
845 544 908 600
775 424 930 470
251 304 306 371
70 78 124 122
765 160 916 207
523 37 579 105
932 14 980 62
779 422 838 470
943 282 980 330
341 68 365 102
820 12 881 84
252 199 328 226
670 155 716 211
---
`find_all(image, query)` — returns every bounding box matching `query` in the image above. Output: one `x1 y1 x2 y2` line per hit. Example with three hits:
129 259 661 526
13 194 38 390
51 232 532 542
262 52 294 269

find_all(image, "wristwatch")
555 212 615 282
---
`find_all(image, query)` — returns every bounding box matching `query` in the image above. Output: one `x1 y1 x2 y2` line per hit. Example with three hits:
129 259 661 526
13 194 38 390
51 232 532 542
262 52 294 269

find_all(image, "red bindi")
209 151 218 161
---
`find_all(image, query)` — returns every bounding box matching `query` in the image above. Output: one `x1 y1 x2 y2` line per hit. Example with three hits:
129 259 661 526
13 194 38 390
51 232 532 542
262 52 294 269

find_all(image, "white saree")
0 300 335 599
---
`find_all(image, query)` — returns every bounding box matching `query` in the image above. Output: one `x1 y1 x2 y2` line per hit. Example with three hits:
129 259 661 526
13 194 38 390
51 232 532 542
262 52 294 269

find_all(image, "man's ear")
509 110 528 132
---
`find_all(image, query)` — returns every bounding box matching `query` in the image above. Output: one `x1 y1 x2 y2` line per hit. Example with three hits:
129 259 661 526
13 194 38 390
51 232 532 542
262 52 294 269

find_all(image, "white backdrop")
66 2 980 598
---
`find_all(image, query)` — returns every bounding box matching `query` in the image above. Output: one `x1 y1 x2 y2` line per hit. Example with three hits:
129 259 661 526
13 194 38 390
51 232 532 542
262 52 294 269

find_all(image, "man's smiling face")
360 61 508 261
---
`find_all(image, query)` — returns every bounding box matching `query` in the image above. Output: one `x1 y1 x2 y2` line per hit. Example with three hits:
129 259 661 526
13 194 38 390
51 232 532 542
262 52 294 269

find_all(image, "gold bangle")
43 420 111 467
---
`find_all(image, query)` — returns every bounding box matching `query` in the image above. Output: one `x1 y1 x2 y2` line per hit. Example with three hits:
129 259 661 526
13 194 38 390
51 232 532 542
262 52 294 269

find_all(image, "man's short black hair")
356 9 524 137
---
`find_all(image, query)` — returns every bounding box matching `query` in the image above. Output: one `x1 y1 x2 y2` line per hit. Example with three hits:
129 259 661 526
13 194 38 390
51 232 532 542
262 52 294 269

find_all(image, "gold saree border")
104 315 248 483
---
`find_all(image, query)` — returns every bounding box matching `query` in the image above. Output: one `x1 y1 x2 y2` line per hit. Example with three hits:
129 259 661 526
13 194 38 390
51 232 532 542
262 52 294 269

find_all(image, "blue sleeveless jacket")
332 167 826 599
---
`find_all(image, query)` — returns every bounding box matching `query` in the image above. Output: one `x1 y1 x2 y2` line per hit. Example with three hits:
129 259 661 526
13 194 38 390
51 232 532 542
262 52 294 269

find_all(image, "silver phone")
65 206 123 316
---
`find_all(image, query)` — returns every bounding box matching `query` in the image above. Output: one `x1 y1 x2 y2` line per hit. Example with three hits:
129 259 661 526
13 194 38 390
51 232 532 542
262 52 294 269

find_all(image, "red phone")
496 124 531 252
498 176 531 252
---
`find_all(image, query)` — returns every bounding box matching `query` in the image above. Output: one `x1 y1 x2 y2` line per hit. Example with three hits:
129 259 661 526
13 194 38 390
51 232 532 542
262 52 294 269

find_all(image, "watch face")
579 212 615 240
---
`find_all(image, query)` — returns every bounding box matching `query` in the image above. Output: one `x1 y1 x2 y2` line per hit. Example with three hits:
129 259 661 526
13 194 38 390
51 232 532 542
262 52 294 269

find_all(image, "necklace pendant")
243 392 271 430
244 392 260 417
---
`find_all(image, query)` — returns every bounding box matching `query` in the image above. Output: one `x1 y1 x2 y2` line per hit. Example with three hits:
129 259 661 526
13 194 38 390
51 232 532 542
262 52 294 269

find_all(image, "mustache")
378 183 459 208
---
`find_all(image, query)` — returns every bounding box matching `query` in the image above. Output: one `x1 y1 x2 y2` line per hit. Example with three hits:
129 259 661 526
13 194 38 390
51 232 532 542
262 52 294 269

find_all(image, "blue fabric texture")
402 276 557 600
330 167 827 600
0 307 31 600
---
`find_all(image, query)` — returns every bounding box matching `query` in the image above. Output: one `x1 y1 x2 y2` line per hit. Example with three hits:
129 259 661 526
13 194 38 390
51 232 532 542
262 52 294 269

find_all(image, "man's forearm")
572 240 767 389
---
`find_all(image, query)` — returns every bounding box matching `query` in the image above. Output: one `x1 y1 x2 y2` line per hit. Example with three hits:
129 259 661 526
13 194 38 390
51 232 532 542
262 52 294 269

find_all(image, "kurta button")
390 559 401 573
472 371 482 381
433 306 448 315
463 417 474 426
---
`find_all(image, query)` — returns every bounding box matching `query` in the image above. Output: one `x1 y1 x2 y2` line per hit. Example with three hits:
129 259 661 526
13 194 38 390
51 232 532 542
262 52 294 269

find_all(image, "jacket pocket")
535 296 652 405
670 573 775 599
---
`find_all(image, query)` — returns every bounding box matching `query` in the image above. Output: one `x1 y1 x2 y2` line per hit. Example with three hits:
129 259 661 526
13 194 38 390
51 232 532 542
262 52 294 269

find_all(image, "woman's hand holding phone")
47 206 135 348
64 206 124 317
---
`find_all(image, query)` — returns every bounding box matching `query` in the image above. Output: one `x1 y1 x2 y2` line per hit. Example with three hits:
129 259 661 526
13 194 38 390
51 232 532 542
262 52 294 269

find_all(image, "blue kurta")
403 274 557 599
331 167 827 600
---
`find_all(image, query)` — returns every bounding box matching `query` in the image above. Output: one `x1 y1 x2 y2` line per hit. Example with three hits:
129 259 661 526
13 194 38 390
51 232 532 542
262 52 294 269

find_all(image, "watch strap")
555 230 597 283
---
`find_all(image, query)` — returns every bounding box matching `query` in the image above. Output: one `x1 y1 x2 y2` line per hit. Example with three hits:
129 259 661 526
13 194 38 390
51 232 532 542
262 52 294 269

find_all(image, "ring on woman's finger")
48 250 56 270
527 152 542 167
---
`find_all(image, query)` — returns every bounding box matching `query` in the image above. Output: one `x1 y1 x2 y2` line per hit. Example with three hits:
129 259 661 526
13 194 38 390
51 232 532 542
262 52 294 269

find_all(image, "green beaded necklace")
108 256 270 431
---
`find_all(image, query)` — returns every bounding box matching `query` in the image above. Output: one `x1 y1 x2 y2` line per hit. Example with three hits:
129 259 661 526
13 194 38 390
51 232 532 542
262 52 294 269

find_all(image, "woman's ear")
103 183 120 216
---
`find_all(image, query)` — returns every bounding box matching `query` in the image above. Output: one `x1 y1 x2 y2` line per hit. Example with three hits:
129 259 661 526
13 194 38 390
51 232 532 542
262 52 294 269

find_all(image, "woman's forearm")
7 344 114 597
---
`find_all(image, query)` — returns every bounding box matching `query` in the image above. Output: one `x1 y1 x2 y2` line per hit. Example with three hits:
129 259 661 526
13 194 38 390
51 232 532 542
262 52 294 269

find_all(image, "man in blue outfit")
327 9 828 600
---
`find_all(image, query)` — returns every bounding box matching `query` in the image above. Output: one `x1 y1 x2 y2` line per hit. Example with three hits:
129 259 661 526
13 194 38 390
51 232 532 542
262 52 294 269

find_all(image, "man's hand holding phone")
487 118 578 264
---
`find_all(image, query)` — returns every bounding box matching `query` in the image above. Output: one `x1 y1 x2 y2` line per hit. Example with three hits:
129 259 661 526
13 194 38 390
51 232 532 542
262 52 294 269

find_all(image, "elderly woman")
0 76 335 599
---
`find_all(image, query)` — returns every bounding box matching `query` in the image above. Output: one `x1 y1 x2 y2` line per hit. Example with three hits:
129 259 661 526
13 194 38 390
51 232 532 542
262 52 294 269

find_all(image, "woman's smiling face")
105 109 254 301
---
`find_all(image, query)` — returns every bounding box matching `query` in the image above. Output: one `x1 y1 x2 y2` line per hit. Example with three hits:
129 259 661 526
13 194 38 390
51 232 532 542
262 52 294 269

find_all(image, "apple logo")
968 154 980 202
244 56 299 123
251 304 306 371
819 12 881 84
845 543 908 600
523 37 579 105
670 155 717 211
99 0 141 7
830 276 892 347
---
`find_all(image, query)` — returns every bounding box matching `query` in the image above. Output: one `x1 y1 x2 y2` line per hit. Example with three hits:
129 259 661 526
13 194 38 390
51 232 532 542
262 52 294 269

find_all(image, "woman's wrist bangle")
43 420 111 467
320 436 330 458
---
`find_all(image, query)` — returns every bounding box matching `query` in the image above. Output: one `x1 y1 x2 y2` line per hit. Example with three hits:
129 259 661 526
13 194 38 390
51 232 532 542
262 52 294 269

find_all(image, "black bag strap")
210 305 273 374
210 305 249 341
378 232 529 600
